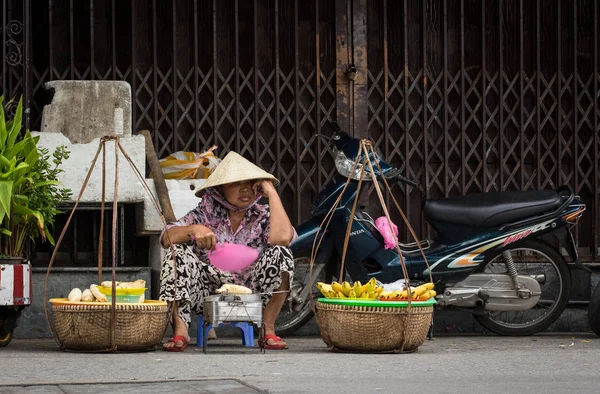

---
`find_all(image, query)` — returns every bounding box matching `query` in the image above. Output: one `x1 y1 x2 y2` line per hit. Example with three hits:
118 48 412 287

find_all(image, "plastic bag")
159 146 221 180
375 216 399 250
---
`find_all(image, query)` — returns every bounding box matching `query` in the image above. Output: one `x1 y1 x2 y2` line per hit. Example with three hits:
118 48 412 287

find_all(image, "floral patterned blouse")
162 187 287 283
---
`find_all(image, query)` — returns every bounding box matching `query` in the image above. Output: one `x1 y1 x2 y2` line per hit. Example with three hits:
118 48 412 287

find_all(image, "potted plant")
0 95 71 346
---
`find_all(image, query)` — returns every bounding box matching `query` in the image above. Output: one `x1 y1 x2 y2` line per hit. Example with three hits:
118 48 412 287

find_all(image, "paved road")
1 334 599 393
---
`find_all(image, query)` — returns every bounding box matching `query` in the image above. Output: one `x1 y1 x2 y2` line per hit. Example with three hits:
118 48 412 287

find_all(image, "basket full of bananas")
315 280 435 353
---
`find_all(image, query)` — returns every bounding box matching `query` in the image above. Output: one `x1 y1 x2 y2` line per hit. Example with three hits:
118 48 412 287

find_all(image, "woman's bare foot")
163 306 191 350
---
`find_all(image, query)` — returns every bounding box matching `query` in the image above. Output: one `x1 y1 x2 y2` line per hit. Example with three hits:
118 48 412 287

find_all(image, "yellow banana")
348 289 357 298
360 291 370 299
353 281 363 296
412 285 429 298
337 291 348 298
375 286 384 295
331 281 343 294
326 289 339 298
368 277 377 288
316 282 333 297
359 282 371 296
341 281 352 297
417 290 437 300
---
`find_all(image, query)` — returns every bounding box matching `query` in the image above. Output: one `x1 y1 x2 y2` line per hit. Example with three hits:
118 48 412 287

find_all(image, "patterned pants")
159 244 294 327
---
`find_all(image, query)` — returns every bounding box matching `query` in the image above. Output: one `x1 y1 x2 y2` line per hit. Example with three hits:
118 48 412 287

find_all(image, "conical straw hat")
195 151 278 197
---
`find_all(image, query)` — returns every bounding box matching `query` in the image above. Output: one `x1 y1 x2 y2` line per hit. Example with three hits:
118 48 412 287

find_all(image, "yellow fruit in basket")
133 279 146 288
353 281 362 296
375 286 384 295
316 282 334 298
331 281 343 294
412 283 433 298
101 281 119 288
368 277 377 287
348 289 357 298
90 284 107 302
68 288 82 302
417 290 437 301
359 282 371 296
336 291 348 298
341 281 352 297
360 291 370 299
81 289 95 302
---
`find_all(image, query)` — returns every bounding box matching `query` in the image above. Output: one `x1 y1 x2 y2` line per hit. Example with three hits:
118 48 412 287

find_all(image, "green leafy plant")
0 96 71 258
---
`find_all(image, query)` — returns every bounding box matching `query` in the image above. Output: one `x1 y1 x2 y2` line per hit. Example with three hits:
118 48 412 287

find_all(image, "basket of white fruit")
48 280 169 352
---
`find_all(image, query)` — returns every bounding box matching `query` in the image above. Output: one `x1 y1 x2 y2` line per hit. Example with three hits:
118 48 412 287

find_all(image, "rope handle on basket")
43 135 175 352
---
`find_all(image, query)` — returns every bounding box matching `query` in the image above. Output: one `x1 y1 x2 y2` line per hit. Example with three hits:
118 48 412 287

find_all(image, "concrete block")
14 267 151 339
41 80 132 143
32 132 146 203
136 178 206 233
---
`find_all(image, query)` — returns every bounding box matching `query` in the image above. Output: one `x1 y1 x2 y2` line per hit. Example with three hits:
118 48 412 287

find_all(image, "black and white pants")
159 244 294 327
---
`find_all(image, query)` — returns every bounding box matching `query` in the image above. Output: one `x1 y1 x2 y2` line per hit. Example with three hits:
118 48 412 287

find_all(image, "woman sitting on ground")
159 151 295 351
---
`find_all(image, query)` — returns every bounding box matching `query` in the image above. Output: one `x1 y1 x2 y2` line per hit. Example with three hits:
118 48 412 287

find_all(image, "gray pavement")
1 334 600 393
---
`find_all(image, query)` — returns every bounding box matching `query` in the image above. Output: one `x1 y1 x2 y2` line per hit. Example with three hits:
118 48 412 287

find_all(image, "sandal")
259 333 288 350
163 335 189 352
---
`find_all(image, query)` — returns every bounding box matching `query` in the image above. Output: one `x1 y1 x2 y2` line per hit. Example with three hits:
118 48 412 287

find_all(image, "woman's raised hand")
189 224 217 251
253 180 277 199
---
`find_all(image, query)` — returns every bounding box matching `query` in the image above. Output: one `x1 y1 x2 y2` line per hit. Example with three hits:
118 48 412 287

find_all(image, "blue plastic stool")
196 316 255 348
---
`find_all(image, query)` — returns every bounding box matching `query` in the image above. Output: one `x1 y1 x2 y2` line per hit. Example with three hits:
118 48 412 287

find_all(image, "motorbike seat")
423 190 562 228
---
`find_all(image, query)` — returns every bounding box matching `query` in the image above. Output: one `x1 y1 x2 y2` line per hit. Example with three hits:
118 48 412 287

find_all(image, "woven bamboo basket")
49 299 169 352
316 301 433 353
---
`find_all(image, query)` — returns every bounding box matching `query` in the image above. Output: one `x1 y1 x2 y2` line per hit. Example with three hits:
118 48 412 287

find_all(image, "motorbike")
276 122 587 336
0 259 32 347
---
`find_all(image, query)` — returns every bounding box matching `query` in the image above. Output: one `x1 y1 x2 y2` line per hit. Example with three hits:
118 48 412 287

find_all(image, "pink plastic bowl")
207 243 259 272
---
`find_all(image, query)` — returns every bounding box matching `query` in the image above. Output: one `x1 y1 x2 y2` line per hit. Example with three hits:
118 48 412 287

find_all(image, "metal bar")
352 0 368 138
573 0 578 245
594 0 598 259
2 0 6 96
172 0 177 153
499 0 504 189
482 0 487 191
384 0 389 164
24 0 31 129
460 0 465 192
443 0 448 196
422 0 428 237
335 0 350 131
403 0 409 215
213 0 218 147
111 0 116 79
70 0 74 78
49 0 53 79
536 0 540 189
254 0 259 161
193 0 199 151
235 0 240 153
90 0 94 80
275 0 281 182
316 0 321 187
131 0 136 131
294 0 300 223
519 0 524 189
557 0 562 186
153 0 158 149
573 0 578 195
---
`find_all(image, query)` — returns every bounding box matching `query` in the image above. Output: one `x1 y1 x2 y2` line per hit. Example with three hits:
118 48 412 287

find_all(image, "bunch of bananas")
379 282 436 301
317 278 384 299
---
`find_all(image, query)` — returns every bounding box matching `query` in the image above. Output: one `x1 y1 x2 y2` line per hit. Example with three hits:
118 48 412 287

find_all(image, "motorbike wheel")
588 282 600 336
0 322 13 347
275 256 330 336
474 239 571 336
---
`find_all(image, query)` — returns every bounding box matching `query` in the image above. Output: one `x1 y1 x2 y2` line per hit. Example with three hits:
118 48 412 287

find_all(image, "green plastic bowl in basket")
317 297 437 307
